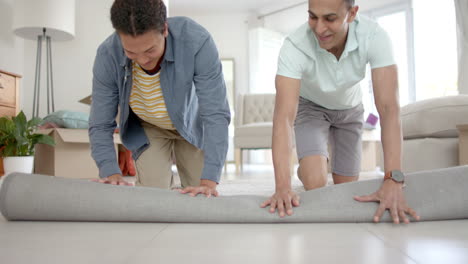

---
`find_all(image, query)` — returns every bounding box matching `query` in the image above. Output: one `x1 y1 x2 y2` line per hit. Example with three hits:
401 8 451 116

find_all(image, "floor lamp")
13 0 75 118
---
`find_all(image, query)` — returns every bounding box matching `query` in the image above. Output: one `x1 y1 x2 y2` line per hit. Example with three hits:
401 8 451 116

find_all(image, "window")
363 2 415 110
412 0 458 100
248 27 284 94
363 0 458 110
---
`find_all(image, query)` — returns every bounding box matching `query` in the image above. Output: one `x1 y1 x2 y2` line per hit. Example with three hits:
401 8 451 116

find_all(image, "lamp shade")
13 0 75 41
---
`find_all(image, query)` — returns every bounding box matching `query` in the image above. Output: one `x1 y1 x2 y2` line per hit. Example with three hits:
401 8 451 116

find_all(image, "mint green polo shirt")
277 15 395 110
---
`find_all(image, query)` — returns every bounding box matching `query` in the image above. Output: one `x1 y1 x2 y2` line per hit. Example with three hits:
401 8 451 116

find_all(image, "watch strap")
384 170 405 183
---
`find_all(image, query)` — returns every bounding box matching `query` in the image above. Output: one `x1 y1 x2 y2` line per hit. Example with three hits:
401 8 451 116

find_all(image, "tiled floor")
1 165 467 264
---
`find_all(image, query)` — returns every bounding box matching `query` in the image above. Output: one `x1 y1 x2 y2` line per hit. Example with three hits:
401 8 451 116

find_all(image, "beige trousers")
135 121 204 189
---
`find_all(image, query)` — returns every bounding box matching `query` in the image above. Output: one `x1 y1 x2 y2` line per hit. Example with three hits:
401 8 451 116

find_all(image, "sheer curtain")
455 0 468 94
248 27 284 94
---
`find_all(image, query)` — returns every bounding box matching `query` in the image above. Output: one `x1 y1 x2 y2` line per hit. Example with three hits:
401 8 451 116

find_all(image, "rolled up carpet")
1 166 467 223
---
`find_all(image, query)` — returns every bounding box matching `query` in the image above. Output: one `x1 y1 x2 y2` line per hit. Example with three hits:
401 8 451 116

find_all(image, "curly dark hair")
110 0 167 36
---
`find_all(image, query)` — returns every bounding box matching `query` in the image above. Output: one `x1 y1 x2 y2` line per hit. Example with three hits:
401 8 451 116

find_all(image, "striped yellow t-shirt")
129 62 175 130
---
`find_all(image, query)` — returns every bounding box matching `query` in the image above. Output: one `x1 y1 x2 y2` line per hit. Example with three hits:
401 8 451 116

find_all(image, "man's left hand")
178 179 219 198
354 179 420 224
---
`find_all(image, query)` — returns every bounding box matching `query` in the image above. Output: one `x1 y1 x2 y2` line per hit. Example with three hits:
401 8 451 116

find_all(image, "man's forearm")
272 119 294 189
379 107 402 172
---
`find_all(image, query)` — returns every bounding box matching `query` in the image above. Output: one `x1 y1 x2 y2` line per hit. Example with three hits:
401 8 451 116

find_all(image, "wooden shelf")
0 69 21 177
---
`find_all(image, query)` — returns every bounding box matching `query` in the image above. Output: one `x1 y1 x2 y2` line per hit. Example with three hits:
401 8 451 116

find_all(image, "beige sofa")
399 95 468 173
233 93 276 171
234 93 468 174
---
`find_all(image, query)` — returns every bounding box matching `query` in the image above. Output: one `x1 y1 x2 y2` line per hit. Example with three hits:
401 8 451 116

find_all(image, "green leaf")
0 117 14 135
0 110 52 157
4 144 16 156
13 111 27 135
27 117 43 129
31 134 55 146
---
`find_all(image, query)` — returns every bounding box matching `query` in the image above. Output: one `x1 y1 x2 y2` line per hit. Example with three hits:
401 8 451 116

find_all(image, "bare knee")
298 155 328 191
300 171 327 190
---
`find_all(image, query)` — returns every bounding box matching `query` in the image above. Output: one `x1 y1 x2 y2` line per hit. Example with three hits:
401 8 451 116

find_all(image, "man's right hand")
260 188 300 217
92 174 134 186
264 75 301 218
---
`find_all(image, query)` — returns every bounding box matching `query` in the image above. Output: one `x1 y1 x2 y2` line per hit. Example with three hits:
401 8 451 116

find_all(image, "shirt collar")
163 32 175 62
341 14 359 58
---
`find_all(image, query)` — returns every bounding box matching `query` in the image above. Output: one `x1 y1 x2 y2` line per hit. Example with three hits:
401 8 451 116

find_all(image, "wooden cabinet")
0 70 21 116
0 69 21 177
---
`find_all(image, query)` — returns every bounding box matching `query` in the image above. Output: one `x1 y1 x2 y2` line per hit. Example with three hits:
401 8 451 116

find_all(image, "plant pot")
3 156 35 176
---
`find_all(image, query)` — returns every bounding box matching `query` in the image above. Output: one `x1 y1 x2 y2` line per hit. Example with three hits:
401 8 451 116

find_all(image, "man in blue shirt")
89 0 230 198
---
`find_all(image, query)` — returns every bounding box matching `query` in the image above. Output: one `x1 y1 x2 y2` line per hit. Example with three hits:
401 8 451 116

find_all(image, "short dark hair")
110 0 167 36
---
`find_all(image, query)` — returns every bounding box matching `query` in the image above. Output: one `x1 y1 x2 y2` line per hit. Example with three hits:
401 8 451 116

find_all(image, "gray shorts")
294 97 364 176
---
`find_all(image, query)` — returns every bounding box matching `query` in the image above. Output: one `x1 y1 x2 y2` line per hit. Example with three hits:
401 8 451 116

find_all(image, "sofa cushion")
402 137 459 173
242 94 275 124
43 110 90 129
235 122 273 137
401 95 468 139
234 122 273 148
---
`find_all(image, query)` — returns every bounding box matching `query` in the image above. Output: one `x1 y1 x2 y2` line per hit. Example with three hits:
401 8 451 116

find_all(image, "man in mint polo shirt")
261 0 420 224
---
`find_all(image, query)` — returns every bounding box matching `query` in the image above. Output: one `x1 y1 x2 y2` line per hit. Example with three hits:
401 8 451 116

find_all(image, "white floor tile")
363 220 468 264
0 220 168 249
0 247 130 264
126 223 416 264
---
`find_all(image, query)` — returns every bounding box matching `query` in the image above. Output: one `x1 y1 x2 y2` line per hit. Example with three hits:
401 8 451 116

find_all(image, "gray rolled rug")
1 166 468 223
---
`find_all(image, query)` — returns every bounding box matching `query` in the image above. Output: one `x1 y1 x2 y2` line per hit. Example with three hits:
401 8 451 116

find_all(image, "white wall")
0 0 24 80
0 0 114 117
170 10 250 97
262 3 308 35
19 0 115 117
5 0 248 118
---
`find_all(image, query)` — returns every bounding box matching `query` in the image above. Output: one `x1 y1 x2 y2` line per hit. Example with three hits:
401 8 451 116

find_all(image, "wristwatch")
384 170 405 183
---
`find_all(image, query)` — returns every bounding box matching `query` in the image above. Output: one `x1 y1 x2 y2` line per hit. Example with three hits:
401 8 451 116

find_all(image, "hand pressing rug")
1 166 467 223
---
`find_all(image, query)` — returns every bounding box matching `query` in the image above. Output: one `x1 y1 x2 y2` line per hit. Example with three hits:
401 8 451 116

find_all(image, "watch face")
392 170 405 182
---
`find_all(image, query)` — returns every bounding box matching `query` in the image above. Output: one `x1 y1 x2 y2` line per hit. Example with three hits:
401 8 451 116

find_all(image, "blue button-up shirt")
89 17 231 183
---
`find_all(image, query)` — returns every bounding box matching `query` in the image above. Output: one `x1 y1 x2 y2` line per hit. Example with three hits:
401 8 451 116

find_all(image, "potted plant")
0 111 55 176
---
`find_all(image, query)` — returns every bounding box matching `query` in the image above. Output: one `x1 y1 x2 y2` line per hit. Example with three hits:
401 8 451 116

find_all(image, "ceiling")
169 0 307 15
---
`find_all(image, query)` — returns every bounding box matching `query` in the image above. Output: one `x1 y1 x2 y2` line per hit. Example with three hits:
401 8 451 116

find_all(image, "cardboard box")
79 95 92 105
34 128 121 179
458 124 468 165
